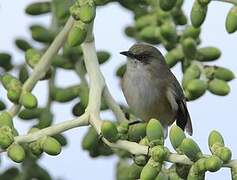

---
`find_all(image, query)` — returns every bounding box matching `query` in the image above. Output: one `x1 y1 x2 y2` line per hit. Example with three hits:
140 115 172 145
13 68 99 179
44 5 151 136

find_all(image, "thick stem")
8 17 75 117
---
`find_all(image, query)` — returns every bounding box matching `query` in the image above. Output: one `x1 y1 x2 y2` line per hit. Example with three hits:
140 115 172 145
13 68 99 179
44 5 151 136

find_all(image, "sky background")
0 0 237 179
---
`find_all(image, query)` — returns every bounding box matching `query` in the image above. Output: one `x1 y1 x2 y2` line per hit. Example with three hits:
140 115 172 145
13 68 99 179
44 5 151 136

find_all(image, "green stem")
8 16 75 117
212 0 237 5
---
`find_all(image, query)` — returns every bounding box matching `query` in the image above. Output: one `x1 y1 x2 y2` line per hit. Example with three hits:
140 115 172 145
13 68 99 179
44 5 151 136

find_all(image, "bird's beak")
120 51 134 58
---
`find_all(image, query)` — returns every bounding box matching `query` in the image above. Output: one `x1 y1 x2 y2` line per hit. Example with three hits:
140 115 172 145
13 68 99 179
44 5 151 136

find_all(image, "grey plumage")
121 43 193 137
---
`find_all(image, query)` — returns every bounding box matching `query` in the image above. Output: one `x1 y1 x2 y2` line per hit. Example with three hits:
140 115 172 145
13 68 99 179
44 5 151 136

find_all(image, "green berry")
78 3 96 23
140 159 161 180
226 6 237 33
97 51 111 64
67 23 87 47
0 126 14 149
179 138 203 161
25 2 51 15
101 121 119 143
181 37 197 59
205 155 222 172
128 123 147 142
208 79 230 96
159 0 177 11
186 79 207 100
7 144 25 163
146 119 164 146
191 0 208 28
0 111 13 128
21 92 38 109
25 49 41 68
15 38 32 52
169 125 186 151
196 47 221 62
214 67 235 82
42 137 62 155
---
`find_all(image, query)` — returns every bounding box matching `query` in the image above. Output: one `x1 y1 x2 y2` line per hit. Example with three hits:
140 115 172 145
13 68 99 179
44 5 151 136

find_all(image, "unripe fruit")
208 130 224 148
7 87 22 103
15 38 32 52
53 134 67 147
169 125 186 150
198 0 211 5
127 163 143 179
30 25 54 43
19 65 29 83
182 65 201 88
182 26 201 39
25 49 41 68
25 2 51 15
196 47 221 62
138 26 161 44
195 158 207 173
52 85 80 102
160 23 177 42
186 79 207 100
140 159 161 180
214 67 235 81
179 138 203 161
146 119 164 146
128 123 147 142
7 144 25 163
0 126 14 149
21 92 38 109
72 102 85 116
116 64 126 78
151 146 170 162
182 37 197 59
213 146 232 163
134 154 148 166
191 1 208 28
165 47 184 68
175 163 191 179
0 100 6 111
1 74 21 90
42 137 62 155
18 108 43 120
0 53 12 71
208 79 230 96
226 6 237 33
29 141 43 156
135 15 157 30
37 108 53 129
155 171 169 180
97 51 110 64
78 3 96 23
67 23 87 47
101 121 119 143
204 155 222 172
124 26 136 37
82 127 99 150
159 0 177 11
0 112 13 128
117 121 129 134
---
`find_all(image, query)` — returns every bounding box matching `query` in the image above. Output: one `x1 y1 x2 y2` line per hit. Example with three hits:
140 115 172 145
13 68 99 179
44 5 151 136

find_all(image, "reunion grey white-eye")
120 43 193 137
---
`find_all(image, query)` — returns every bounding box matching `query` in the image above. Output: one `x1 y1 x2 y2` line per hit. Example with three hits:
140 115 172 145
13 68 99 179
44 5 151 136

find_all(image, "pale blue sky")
0 0 237 179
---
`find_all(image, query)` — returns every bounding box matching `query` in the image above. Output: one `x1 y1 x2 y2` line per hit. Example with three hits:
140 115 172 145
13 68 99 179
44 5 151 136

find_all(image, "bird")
120 43 193 138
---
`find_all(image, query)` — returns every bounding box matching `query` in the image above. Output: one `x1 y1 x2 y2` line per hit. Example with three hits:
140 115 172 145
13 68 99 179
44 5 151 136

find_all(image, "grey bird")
120 43 193 137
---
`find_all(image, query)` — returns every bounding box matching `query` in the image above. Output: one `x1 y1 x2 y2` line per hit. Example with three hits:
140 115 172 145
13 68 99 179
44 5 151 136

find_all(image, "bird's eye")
134 54 149 61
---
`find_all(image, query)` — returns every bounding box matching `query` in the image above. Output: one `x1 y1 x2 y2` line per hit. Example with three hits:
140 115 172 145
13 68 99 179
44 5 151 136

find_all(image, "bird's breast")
122 70 175 125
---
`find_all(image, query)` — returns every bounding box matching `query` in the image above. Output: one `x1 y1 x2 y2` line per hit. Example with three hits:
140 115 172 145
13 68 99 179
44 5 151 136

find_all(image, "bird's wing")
167 74 193 135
